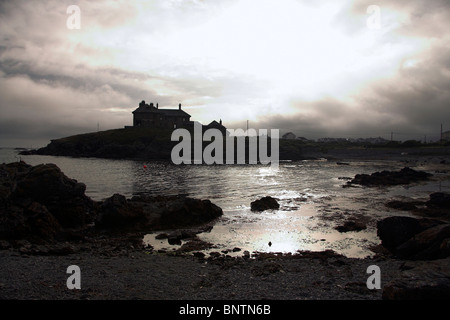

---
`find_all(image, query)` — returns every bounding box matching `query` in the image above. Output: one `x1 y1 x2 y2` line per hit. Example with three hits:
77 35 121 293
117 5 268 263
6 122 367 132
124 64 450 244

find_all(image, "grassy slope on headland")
22 127 450 161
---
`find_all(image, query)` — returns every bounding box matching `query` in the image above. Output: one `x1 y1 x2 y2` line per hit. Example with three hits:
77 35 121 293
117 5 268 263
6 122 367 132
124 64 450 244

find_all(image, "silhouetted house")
133 100 191 129
204 119 228 136
132 100 228 134
282 132 296 140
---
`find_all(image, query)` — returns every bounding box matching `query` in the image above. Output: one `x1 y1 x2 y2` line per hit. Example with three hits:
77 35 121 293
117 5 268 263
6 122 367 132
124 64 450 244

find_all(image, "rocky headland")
20 127 450 162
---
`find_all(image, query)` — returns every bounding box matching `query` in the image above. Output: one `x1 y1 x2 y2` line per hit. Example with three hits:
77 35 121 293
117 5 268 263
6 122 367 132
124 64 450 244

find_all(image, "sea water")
2 147 449 258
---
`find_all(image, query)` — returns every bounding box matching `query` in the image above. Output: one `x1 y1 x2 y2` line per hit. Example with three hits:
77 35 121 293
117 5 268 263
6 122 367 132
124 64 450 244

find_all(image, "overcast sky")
1 0 449 147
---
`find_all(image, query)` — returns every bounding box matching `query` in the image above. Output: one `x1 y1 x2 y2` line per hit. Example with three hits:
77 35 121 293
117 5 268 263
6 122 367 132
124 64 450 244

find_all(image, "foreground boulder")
377 216 449 260
377 216 428 249
1 161 224 244
0 162 95 242
251 196 280 212
395 224 450 260
347 167 432 187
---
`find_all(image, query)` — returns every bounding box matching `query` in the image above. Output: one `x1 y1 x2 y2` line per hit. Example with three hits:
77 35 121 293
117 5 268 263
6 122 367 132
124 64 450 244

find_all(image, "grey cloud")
248 41 450 141
1 0 450 147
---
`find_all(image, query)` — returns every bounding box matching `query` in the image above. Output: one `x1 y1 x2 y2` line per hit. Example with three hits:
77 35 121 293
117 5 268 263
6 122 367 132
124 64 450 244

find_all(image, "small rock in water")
251 196 280 212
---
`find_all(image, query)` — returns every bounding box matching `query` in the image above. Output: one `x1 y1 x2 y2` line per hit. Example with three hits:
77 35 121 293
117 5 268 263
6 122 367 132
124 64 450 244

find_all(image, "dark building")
203 119 228 136
132 100 227 135
132 101 191 129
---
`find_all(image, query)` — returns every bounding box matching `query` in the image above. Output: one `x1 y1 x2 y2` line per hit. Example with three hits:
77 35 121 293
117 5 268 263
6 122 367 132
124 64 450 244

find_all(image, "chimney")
156 103 159 109
179 103 182 110
220 119 222 125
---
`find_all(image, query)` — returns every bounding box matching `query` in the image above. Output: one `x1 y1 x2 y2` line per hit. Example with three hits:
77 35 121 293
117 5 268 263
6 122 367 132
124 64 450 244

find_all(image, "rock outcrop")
385 192 450 219
95 194 223 231
377 216 449 260
0 162 95 243
0 161 223 244
346 167 432 187
250 196 280 212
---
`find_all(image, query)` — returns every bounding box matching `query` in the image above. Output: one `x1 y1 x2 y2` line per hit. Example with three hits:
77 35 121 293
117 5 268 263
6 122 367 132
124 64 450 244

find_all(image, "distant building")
133 101 191 129
443 131 450 141
131 100 227 134
203 119 228 136
282 132 296 140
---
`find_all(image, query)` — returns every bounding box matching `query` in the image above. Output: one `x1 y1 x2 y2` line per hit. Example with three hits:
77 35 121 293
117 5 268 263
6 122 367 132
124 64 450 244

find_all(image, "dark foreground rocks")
0 162 95 243
377 215 450 299
0 161 223 245
377 216 450 260
346 167 432 187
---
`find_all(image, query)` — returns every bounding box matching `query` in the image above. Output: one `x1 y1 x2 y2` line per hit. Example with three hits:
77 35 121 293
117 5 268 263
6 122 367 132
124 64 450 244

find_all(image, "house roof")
205 120 226 130
133 105 191 117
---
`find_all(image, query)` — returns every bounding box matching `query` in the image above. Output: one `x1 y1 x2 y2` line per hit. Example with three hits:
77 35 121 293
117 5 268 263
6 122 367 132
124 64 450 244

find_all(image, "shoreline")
0 241 404 300
1 158 449 300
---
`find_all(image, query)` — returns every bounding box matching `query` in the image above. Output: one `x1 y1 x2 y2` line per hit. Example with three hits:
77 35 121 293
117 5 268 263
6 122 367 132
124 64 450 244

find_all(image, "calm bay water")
2 147 449 258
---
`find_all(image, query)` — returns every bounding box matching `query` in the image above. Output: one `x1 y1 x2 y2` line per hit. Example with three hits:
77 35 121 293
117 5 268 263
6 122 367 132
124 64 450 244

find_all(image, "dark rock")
166 230 195 245
251 196 280 212
1 161 224 245
426 192 450 209
440 238 450 257
383 258 450 300
386 200 420 211
13 163 94 228
377 216 449 259
395 224 450 260
177 238 213 252
347 167 432 187
0 162 95 231
376 216 424 249
335 220 367 233
208 251 221 258
95 194 145 229
156 196 223 229
0 202 62 243
96 194 223 231
193 251 206 258
167 236 182 245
